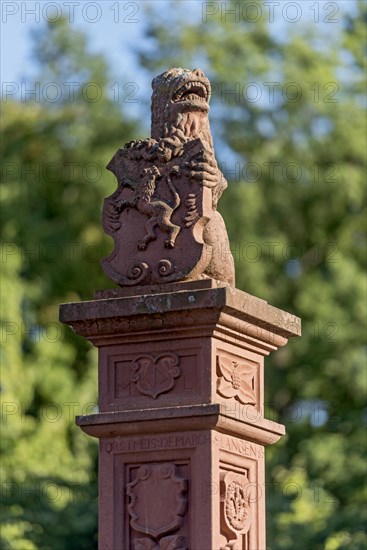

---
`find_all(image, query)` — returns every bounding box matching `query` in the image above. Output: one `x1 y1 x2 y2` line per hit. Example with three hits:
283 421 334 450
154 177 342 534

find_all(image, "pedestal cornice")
60 280 300 355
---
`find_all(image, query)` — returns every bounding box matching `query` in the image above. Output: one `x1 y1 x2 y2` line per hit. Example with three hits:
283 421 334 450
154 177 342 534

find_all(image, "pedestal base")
60 280 300 549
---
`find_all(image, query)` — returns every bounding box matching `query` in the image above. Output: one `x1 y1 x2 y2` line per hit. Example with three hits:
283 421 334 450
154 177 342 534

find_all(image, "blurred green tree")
138 1 366 549
1 3 366 549
1 18 138 549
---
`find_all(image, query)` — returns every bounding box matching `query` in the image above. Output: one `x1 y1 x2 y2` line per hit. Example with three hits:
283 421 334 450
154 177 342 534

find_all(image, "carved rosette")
217 355 257 406
131 353 180 399
220 471 252 549
127 463 188 549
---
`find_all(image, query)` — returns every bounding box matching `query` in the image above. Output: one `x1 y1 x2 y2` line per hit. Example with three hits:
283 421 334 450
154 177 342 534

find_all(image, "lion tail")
167 166 181 210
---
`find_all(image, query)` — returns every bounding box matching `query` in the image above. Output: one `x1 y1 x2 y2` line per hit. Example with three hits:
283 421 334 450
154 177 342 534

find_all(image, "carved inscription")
215 433 264 459
131 353 180 399
217 354 257 406
127 463 188 549
104 433 210 454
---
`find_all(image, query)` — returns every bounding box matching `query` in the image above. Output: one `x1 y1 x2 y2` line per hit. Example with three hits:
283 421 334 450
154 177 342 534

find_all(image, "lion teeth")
173 80 209 102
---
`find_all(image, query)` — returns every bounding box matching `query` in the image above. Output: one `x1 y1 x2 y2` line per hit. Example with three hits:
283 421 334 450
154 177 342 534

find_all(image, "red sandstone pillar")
60 280 300 549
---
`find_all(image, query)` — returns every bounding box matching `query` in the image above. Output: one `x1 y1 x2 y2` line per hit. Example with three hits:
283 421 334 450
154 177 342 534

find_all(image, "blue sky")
1 1 356 80
1 0 357 124
1 1 149 82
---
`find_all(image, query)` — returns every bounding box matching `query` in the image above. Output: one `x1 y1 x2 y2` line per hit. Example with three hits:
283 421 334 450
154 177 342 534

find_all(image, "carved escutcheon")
131 353 180 399
220 470 252 548
127 463 188 546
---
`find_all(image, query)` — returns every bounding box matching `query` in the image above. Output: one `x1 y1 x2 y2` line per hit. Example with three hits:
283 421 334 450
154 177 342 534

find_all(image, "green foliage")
1 4 366 548
1 18 138 549
138 1 366 548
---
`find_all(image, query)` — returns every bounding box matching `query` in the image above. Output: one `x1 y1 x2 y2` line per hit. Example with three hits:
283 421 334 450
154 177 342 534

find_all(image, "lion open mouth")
172 80 209 103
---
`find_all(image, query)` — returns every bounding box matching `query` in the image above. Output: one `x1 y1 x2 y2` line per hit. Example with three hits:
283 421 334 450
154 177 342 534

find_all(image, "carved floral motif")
217 355 257 405
127 463 188 548
220 470 252 549
225 481 250 531
131 353 180 399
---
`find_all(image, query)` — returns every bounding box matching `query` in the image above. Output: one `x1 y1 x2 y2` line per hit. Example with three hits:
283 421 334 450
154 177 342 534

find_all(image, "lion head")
151 68 213 147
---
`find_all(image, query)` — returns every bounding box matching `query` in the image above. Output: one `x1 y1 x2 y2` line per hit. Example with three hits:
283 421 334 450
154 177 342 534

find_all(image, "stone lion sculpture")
102 68 235 287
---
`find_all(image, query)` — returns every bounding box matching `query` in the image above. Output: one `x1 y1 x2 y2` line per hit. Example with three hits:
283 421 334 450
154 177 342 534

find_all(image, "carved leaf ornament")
220 471 252 548
225 481 250 531
217 355 256 405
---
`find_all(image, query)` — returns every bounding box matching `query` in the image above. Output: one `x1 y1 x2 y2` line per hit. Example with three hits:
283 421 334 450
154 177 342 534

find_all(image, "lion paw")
164 239 175 249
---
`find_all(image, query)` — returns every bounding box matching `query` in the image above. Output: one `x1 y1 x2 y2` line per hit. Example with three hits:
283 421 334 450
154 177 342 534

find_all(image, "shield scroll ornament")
127 463 188 540
131 353 180 399
220 470 252 547
101 138 213 286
